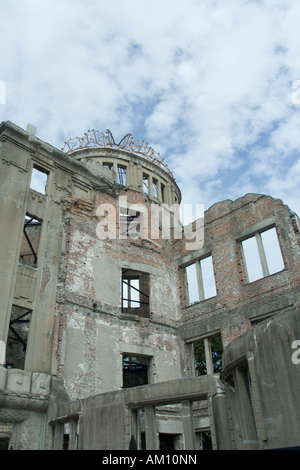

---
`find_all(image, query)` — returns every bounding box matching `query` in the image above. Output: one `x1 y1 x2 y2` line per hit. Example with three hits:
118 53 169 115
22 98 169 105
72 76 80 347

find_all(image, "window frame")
117 164 127 186
30 164 49 195
185 254 217 305
142 173 149 194
122 354 150 388
240 225 284 284
193 333 223 376
121 269 150 317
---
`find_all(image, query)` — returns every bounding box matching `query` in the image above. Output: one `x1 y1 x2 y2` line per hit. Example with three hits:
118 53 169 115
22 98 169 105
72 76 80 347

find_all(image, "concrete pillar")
204 338 214 375
148 175 153 198
24 202 63 374
195 260 205 303
68 420 78 450
144 405 159 450
128 161 135 187
182 400 196 450
166 183 172 206
256 233 269 277
137 163 143 190
53 423 64 450
211 392 234 450
0 143 31 347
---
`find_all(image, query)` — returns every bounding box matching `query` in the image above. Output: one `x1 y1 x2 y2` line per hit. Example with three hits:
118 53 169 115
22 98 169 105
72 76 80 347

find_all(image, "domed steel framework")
62 129 173 177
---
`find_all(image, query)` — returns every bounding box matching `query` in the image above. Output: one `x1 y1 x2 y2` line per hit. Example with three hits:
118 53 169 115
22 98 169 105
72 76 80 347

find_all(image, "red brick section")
175 194 300 348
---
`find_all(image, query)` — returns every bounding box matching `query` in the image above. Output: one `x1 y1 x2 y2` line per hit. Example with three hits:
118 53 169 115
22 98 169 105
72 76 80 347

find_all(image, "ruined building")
0 120 300 450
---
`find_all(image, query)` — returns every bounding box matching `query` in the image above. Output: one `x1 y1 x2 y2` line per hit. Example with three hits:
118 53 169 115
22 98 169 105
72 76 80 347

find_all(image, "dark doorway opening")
0 438 10 450
159 434 175 450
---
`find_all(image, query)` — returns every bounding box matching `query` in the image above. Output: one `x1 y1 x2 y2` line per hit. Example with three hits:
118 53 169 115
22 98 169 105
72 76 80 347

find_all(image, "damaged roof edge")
0 120 117 193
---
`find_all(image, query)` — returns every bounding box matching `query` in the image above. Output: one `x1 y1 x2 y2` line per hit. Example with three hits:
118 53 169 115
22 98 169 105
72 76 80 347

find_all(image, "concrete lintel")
118 343 154 357
51 376 218 423
124 376 213 409
121 260 164 277
235 216 276 242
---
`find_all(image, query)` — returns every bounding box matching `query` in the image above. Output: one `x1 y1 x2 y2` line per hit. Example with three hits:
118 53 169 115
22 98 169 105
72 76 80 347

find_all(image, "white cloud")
1 0 300 216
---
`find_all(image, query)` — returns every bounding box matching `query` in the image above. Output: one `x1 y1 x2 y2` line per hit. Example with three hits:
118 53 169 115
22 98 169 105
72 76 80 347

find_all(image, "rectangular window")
122 278 140 308
143 173 149 194
122 269 150 317
152 178 158 198
241 226 284 283
161 183 166 203
186 255 217 304
6 306 31 370
159 434 175 451
194 334 223 376
30 165 48 194
117 165 127 186
122 355 149 388
103 162 113 169
186 263 199 304
119 207 141 239
19 215 42 267
196 430 213 450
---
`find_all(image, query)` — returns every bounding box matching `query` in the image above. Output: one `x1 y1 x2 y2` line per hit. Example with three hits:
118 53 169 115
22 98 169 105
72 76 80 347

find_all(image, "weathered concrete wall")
1 121 300 450
0 123 67 374
78 394 127 450
51 160 185 399
51 376 232 450
0 366 50 449
221 308 300 449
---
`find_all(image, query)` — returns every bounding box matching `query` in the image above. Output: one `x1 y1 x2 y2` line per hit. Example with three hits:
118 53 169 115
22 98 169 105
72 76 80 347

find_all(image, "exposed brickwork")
176 194 300 351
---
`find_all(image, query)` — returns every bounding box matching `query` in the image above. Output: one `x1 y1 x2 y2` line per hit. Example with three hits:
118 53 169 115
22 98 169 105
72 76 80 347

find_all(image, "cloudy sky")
1 0 300 216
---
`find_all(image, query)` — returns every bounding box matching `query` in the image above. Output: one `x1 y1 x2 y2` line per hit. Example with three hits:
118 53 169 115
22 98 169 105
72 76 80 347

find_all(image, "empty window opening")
122 355 149 388
102 162 113 170
186 255 217 305
159 434 175 450
63 433 69 451
143 174 149 194
161 183 166 203
241 226 284 283
19 215 42 267
0 438 10 450
194 334 223 376
119 207 141 239
117 165 127 186
196 430 213 450
122 269 150 317
6 306 31 370
123 278 140 308
152 179 158 198
30 165 48 194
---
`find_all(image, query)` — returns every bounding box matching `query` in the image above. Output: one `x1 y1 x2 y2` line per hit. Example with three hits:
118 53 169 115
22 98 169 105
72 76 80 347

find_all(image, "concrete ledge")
0 367 51 396
6 369 31 393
